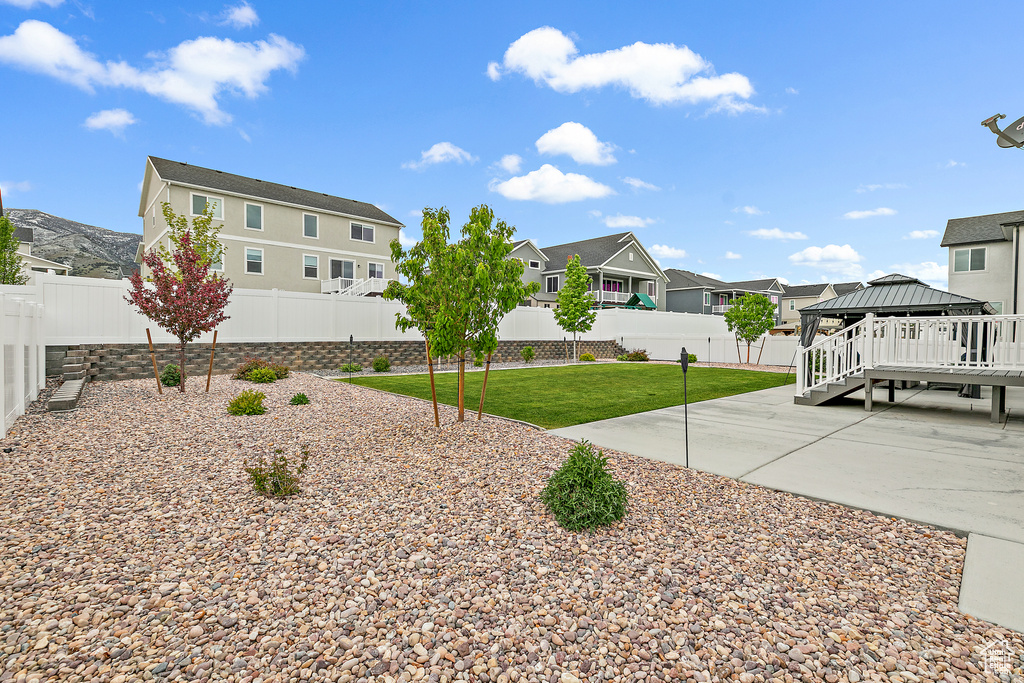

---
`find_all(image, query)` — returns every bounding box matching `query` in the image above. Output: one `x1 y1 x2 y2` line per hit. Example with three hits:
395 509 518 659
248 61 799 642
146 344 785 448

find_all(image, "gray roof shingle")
781 283 831 298
940 209 1024 247
716 278 780 293
832 281 864 296
540 233 635 270
13 226 32 243
149 156 403 227
664 268 726 290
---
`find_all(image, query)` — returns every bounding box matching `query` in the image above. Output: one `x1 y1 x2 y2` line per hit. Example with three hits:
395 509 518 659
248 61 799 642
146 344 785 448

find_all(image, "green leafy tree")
553 254 596 360
723 293 777 363
384 205 540 422
0 215 28 285
153 201 224 275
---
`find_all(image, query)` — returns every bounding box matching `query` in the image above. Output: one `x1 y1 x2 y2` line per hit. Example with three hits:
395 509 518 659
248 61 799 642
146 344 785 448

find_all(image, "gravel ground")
0 373 1019 683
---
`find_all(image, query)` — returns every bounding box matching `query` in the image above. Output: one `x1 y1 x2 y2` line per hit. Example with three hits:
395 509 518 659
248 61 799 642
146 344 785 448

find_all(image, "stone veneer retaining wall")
46 339 627 382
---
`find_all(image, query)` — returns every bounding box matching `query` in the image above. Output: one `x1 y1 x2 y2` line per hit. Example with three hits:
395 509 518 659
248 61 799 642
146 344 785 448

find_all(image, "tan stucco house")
138 157 404 294
13 226 70 277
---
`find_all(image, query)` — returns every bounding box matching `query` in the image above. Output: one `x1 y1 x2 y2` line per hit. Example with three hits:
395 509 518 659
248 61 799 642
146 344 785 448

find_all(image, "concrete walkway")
551 383 1024 633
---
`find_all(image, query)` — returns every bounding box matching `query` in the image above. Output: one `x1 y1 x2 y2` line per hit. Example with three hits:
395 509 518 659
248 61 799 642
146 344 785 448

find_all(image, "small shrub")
579 353 596 362
521 346 536 363
339 362 362 373
616 354 628 362
248 367 278 384
290 392 310 405
372 355 391 372
688 353 697 364
270 363 289 379
625 349 649 362
541 440 628 532
160 363 181 387
228 389 267 416
233 356 289 380
245 448 309 497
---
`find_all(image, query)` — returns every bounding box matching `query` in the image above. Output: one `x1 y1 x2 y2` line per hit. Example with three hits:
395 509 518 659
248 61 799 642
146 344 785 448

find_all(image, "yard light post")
348 334 353 384
680 347 689 469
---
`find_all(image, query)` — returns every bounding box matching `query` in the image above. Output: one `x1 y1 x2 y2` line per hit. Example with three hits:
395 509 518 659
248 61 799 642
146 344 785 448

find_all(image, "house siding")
666 289 707 314
947 240 1016 313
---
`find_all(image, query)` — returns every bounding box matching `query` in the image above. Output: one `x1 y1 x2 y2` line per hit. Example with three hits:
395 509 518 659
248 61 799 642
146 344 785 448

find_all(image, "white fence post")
864 312 874 370
0 291 6 439
13 298 26 418
36 303 45 391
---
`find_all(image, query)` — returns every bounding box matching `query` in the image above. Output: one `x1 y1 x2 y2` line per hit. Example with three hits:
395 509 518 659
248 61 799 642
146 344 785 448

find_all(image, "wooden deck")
863 365 1024 421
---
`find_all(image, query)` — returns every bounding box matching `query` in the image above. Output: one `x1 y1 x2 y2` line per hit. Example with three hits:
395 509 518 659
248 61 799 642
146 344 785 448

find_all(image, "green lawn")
345 363 795 429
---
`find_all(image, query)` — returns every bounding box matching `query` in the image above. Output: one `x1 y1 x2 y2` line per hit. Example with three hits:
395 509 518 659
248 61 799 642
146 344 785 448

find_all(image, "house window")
647 281 656 297
245 203 263 231
704 291 711 306
789 300 796 311
191 193 223 220
602 280 623 292
770 295 778 305
303 255 319 279
529 260 540 269
330 259 354 280
991 301 1004 314
954 247 986 272
303 214 318 239
351 223 375 242
546 275 559 293
368 262 385 279
245 248 263 275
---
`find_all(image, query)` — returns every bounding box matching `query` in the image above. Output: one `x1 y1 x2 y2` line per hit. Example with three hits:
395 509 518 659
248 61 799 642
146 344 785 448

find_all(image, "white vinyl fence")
5 271 801 363
1 289 46 439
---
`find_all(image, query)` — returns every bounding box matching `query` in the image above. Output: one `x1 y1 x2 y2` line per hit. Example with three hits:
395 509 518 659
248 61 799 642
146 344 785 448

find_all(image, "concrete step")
48 378 85 411
63 370 87 381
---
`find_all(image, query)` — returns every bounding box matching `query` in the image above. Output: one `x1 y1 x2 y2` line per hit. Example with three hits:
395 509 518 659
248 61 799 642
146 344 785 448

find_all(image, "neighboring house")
779 283 837 325
12 226 70 277
511 232 667 311
137 157 404 295
941 209 1024 314
663 268 784 322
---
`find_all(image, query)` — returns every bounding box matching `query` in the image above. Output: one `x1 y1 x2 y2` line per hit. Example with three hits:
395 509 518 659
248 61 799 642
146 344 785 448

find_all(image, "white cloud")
488 164 614 204
602 214 654 228
733 205 765 215
886 261 947 289
725 251 741 259
748 228 807 240
622 176 660 191
843 207 896 219
0 0 62 7
785 87 798 95
220 2 259 29
777 276 790 285
535 122 616 166
495 154 522 174
587 209 602 218
238 128 251 142
402 142 477 170
489 26 758 113
407 209 424 218
0 180 32 195
856 183 907 193
83 108 136 135
700 271 721 280
788 244 863 278
398 228 418 248
0 20 304 125
650 244 687 260
943 159 965 168
904 230 938 240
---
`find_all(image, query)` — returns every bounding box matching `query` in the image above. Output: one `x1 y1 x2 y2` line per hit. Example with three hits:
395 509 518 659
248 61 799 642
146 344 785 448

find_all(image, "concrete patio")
551 382 1024 634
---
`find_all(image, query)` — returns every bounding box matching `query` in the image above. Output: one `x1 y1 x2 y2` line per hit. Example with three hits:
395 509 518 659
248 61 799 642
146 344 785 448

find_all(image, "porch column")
599 270 603 303
628 276 632 296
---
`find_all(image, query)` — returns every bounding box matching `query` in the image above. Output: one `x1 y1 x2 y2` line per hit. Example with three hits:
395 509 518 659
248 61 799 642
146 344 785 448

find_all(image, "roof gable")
941 209 1024 247
147 156 403 227
664 268 725 290
510 239 548 263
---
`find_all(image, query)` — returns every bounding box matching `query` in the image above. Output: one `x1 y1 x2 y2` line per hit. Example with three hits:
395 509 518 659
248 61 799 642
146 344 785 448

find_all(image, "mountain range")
5 208 142 279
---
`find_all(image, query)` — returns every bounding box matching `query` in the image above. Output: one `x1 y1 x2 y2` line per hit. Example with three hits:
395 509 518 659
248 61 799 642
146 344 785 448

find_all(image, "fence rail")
1 291 45 439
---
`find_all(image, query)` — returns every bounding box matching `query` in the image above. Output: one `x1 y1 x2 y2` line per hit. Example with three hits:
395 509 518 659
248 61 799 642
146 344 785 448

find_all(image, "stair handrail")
797 316 870 396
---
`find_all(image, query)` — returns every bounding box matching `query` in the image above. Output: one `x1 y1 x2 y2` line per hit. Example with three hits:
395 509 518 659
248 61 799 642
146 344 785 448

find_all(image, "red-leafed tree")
125 231 232 392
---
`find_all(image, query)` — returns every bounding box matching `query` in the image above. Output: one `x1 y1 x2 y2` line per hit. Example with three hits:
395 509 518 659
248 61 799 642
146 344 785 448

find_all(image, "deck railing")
711 304 733 314
796 312 1024 396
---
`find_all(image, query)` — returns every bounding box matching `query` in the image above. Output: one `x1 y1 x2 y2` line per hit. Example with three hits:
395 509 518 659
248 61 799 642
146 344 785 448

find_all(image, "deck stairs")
794 373 867 406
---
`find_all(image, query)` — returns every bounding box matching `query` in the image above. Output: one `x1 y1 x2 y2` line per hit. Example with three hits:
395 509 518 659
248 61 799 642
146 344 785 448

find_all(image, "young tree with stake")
126 227 232 392
723 293 777 363
553 254 596 360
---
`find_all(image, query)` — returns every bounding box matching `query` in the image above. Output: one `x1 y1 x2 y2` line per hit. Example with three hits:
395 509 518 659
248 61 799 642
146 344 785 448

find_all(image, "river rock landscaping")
0 373 1019 683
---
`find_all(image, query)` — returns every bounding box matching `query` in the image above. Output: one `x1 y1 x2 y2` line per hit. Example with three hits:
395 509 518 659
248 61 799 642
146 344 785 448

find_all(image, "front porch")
588 271 658 308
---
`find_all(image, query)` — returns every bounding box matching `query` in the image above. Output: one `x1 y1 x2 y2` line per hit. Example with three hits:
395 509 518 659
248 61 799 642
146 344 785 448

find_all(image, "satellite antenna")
982 113 1024 149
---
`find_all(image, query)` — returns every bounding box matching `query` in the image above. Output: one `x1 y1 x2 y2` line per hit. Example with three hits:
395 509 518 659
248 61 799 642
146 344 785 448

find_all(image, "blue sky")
1 1 1022 288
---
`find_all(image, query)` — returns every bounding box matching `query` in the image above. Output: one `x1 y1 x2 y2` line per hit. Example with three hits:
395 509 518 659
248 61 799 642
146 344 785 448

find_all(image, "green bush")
521 346 536 363
624 349 649 362
245 448 309 497
248 367 278 384
233 356 289 381
688 353 697 364
160 363 181 387
290 392 310 405
541 440 628 532
616 354 628 362
579 353 596 362
228 389 267 416
339 362 362 373
372 355 391 372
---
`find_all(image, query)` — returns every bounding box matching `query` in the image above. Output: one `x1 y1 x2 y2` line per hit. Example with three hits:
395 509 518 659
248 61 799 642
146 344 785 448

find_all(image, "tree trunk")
746 341 752 364
573 334 577 362
179 338 187 392
457 353 465 422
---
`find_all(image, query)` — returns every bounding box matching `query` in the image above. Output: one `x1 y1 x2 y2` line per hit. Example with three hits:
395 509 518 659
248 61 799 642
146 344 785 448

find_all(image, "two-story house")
941 209 1024 315
11 226 70 277
663 268 784 323
138 157 404 295
509 232 667 311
